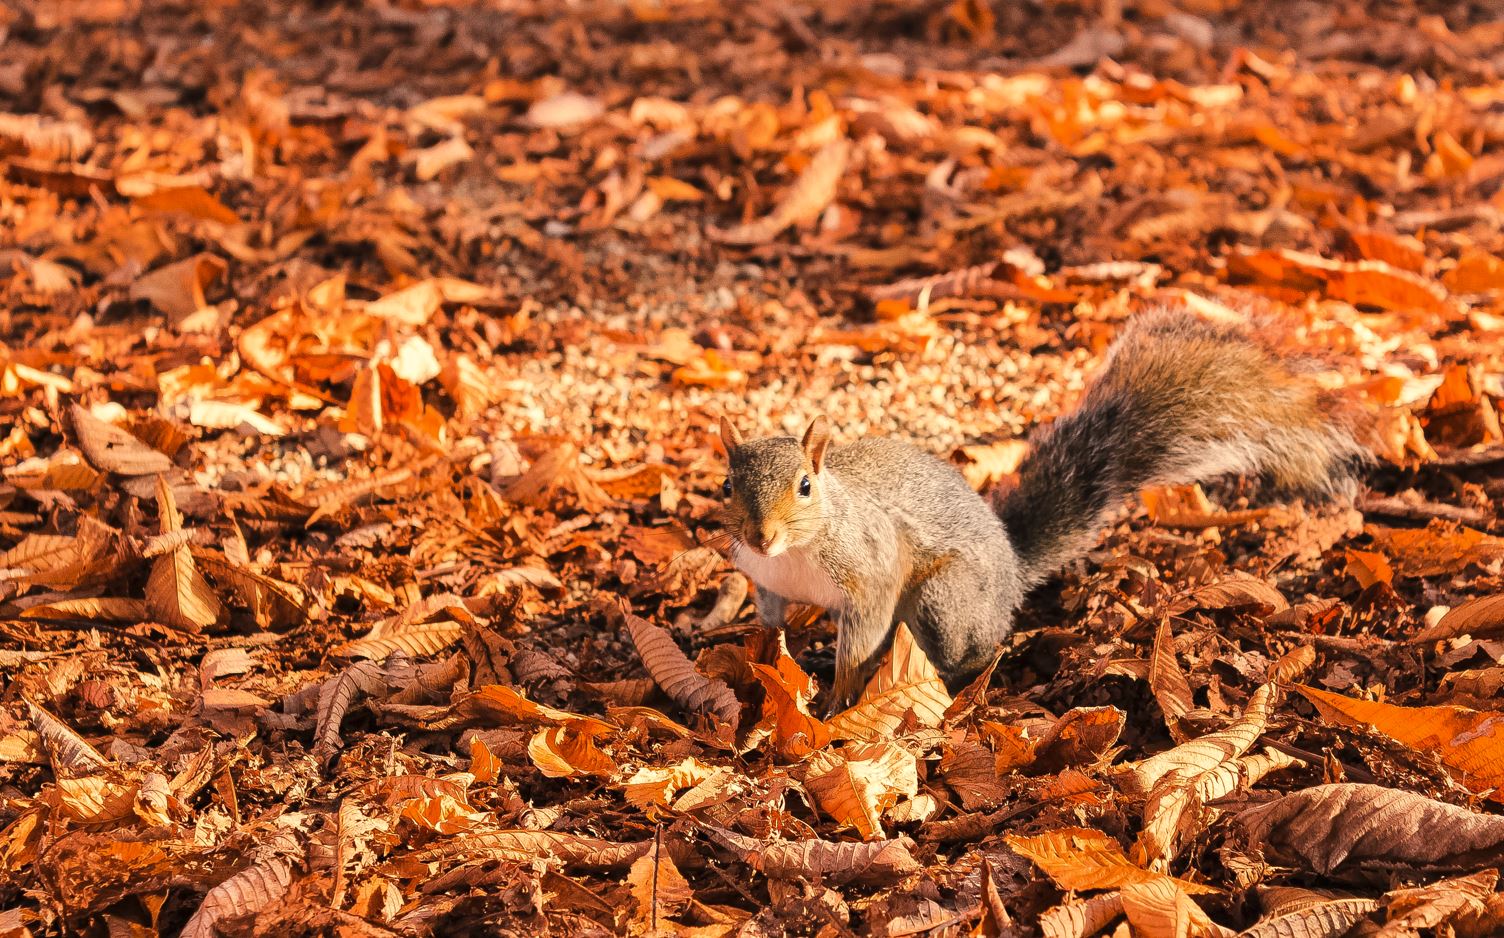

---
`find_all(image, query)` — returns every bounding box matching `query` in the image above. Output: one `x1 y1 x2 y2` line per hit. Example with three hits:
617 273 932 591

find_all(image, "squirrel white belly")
732 543 848 611
716 305 1370 713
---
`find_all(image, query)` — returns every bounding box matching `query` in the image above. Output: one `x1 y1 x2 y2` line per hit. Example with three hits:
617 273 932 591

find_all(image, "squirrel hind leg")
904 556 1022 689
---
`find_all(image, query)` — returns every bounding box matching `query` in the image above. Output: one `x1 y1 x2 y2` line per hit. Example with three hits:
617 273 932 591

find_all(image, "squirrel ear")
719 416 743 456
802 416 830 473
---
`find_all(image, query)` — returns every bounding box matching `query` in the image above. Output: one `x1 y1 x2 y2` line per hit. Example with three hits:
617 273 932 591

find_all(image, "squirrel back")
998 307 1369 586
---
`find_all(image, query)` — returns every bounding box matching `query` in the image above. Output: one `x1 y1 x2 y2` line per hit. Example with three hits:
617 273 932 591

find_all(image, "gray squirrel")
718 306 1370 712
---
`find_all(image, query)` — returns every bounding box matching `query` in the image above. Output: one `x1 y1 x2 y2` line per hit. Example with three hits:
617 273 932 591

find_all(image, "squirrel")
717 305 1370 713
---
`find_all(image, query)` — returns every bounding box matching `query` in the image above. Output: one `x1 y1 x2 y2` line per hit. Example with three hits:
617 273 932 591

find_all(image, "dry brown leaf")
1194 747 1303 805
1150 618 1194 734
146 476 221 632
1375 869 1497 938
804 741 918 840
1120 878 1234 937
24 695 109 773
19 597 147 622
458 685 615 736
355 774 471 806
52 773 137 826
69 405 174 476
192 552 308 630
399 793 489 834
1296 686 1504 796
1234 783 1504 876
405 830 651 870
752 654 830 759
621 758 721 808
0 534 95 592
1236 897 1380 938
626 835 694 933
709 138 850 244
1229 248 1456 316
1039 892 1126 938
313 660 394 759
180 837 300 938
1032 706 1126 772
825 622 952 741
1167 574 1289 617
1367 523 1504 579
1116 683 1276 796
1133 770 1202 872
1267 645 1318 685
1006 827 1217 894
1444 251 1504 292
939 739 1012 809
130 253 227 324
133 186 240 225
527 725 618 779
624 613 740 735
1143 484 1268 529
438 353 498 421
705 826 920 885
333 594 477 660
1344 548 1394 588
1411 594 1504 643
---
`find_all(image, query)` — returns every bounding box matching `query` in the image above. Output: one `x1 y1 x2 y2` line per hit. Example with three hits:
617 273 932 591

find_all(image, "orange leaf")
1344 548 1394 589
1297 685 1504 797
1444 251 1504 293
709 138 850 245
804 741 918 840
133 186 241 225
1005 827 1217 894
1120 878 1233 937
751 643 830 758
130 253 227 323
1367 523 1504 579
528 725 618 779
825 622 952 741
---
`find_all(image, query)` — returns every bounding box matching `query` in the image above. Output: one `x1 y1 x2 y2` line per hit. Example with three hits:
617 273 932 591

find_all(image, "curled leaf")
1235 783 1504 877
624 614 740 734
1116 684 1276 796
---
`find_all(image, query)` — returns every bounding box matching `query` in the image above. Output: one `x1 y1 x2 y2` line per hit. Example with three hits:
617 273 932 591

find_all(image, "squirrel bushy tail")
998 307 1370 587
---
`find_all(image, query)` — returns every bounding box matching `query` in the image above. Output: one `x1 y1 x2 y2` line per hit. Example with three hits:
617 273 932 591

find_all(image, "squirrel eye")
798 475 811 497
722 478 733 497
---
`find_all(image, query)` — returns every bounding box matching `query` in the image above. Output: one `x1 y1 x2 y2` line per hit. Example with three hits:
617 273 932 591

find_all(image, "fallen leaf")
710 138 850 244
1116 684 1276 796
1235 783 1504 877
130 253 227 324
624 613 741 737
1005 827 1217 894
826 622 952 741
804 741 918 839
1297 686 1504 797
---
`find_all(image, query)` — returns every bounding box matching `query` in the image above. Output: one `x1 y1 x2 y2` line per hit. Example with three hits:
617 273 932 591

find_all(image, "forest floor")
2 0 1504 935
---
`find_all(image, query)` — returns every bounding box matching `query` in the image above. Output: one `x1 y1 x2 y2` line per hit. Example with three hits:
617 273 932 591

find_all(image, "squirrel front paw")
823 671 863 718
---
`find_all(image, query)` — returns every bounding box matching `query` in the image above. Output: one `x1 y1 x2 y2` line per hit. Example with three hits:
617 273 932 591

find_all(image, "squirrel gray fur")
718 305 1369 712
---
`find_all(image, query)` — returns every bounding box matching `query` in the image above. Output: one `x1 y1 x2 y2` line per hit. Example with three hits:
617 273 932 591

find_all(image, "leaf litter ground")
2 1 1504 936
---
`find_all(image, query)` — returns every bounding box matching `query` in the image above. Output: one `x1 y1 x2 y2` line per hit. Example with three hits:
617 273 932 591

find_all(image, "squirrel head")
718 416 831 558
